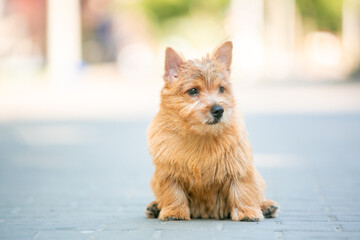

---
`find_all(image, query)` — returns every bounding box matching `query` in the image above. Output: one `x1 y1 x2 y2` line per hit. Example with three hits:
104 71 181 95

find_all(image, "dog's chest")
150 130 244 183
175 138 236 185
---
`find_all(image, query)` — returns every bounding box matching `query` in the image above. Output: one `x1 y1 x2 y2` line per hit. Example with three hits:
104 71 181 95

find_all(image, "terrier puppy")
145 41 278 221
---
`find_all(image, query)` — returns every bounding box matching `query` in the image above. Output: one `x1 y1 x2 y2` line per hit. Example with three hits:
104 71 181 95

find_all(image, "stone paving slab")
0 113 359 239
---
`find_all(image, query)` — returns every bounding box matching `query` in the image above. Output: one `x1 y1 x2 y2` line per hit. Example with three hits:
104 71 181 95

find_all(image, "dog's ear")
164 47 183 83
212 41 233 71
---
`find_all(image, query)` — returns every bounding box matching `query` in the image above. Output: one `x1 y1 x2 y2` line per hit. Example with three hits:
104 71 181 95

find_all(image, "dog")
145 41 278 221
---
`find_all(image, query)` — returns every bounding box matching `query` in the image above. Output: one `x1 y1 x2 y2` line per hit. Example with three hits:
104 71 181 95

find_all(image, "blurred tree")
141 0 191 24
141 0 230 25
296 0 343 33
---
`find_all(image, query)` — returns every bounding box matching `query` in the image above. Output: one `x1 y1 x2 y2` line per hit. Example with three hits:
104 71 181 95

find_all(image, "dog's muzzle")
209 105 224 124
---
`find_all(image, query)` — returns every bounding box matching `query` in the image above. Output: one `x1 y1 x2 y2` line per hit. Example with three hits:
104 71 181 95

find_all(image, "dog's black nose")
210 105 224 119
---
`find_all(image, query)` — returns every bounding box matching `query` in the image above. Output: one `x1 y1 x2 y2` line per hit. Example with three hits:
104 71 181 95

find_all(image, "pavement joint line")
324 206 331 213
32 232 41 239
319 194 326 203
10 207 21 214
274 230 283 240
328 215 338 222
334 225 344 232
116 206 124 214
215 223 223 231
96 224 106 231
57 212 66 218
153 229 162 238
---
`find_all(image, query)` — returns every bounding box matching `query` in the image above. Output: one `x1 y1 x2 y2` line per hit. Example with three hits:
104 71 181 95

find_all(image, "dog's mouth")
207 119 220 125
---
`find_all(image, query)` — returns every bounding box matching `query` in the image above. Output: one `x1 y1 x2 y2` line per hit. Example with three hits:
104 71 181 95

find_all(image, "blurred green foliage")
141 0 230 25
141 0 191 24
137 0 344 40
296 0 343 33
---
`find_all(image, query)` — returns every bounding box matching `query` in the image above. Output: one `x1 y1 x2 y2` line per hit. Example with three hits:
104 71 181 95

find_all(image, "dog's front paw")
158 205 190 221
231 207 263 222
261 200 279 218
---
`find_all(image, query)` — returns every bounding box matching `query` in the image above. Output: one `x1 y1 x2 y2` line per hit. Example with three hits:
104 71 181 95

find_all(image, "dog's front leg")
228 177 264 222
152 176 190 221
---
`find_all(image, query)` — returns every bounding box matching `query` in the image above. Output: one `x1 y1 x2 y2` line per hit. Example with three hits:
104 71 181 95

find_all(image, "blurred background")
0 0 359 120
1 2 360 238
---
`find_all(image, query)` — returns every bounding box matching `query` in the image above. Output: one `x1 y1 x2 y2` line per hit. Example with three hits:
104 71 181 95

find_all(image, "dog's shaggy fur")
145 41 278 221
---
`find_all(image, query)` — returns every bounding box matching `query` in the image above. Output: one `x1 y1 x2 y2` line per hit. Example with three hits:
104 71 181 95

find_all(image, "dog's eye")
187 88 199 96
219 86 225 93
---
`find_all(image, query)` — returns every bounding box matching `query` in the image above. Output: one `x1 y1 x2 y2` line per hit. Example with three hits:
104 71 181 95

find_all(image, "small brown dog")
145 41 278 221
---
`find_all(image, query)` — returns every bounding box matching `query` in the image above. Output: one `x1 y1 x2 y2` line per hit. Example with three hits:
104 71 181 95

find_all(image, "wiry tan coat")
146 41 278 221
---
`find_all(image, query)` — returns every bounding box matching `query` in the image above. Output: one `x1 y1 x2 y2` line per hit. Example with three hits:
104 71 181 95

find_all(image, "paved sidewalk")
0 113 360 239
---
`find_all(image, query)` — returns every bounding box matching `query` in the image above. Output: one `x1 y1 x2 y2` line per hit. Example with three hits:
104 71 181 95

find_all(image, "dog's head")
160 41 236 135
